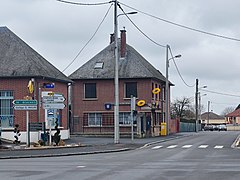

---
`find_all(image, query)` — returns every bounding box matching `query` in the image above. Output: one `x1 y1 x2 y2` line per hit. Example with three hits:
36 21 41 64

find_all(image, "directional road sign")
13 100 37 106
29 122 43 131
14 106 37 110
42 96 65 103
13 100 37 111
43 103 65 109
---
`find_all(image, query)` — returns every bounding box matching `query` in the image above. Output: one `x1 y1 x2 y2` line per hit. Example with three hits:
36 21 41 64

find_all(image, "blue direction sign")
13 100 37 105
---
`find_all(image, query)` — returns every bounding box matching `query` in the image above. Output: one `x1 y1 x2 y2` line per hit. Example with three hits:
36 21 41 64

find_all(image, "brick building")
69 30 171 137
0 27 72 142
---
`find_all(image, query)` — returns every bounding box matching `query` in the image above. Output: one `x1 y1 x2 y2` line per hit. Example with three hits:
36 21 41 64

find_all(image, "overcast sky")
1 0 240 115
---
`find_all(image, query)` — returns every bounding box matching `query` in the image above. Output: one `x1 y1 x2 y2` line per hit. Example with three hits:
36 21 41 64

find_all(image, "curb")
0 134 189 159
0 148 131 160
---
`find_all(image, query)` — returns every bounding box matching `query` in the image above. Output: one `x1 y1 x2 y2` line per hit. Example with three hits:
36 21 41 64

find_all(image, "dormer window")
94 62 104 69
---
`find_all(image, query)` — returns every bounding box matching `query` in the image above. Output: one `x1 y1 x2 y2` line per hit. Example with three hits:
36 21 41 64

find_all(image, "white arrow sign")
43 103 65 109
14 105 37 110
42 96 65 103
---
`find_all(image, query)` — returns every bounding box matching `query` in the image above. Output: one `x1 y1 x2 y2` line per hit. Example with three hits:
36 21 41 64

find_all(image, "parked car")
218 124 227 131
213 125 219 131
204 124 214 131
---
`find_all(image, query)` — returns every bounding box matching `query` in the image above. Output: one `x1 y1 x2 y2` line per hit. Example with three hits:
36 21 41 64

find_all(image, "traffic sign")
14 106 37 110
43 103 65 109
42 96 65 103
29 122 43 131
13 100 37 106
43 83 54 88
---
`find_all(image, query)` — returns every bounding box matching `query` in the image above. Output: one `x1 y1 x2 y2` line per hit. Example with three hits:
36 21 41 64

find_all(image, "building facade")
69 30 171 137
0 27 72 142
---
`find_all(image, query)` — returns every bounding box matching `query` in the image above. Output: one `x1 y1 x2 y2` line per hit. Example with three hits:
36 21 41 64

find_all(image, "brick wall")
71 78 166 134
0 78 69 131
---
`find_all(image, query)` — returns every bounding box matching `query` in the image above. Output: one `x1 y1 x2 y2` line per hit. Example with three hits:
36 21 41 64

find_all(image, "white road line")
182 145 193 148
167 145 178 149
151 145 163 150
214 145 224 149
198 145 209 149
77 166 86 168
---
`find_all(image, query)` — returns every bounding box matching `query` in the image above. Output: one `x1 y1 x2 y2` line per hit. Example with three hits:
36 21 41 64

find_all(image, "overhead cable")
201 89 240 98
61 4 113 73
118 4 166 48
119 2 240 42
169 47 195 88
56 0 111 6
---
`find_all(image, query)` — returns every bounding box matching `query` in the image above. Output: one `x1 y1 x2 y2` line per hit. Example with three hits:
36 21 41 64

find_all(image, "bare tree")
171 97 194 119
221 106 235 116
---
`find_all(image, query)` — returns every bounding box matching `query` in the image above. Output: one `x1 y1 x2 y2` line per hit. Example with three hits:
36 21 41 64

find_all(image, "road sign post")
13 99 38 147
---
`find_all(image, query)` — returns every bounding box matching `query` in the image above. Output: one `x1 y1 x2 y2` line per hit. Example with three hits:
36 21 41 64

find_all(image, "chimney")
120 29 126 58
110 33 115 44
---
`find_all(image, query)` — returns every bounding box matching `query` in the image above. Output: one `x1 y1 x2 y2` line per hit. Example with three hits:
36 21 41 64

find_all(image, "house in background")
226 105 240 125
0 27 72 142
69 29 172 137
200 112 225 125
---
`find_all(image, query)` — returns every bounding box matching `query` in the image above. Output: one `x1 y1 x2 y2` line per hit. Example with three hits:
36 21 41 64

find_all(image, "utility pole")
114 0 119 144
207 101 210 125
195 78 199 132
165 45 169 135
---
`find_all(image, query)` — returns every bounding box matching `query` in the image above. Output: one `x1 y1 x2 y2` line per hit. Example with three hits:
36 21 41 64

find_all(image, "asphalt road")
0 131 239 180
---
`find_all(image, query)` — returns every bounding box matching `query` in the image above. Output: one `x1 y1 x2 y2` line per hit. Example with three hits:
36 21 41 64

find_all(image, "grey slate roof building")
0 26 71 82
69 37 167 83
201 112 224 120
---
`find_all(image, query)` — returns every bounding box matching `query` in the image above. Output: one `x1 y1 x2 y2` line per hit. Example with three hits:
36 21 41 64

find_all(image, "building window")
119 112 131 125
94 62 104 69
84 83 96 99
125 82 137 98
0 91 14 128
88 113 102 126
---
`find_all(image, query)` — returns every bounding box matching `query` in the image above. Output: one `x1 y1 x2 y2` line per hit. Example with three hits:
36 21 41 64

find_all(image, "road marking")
77 166 86 168
167 145 178 149
182 145 193 148
214 145 224 149
198 145 209 149
151 145 163 150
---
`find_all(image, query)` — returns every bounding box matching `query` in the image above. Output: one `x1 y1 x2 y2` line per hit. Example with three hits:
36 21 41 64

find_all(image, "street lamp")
117 11 138 18
165 45 181 135
113 0 137 143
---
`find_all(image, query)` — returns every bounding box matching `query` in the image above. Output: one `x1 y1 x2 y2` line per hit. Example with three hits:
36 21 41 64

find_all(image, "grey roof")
0 27 71 83
69 42 167 83
201 112 224 120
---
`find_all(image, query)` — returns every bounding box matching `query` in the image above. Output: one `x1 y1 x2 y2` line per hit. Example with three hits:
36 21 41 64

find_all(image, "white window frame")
88 113 102 126
119 112 131 125
0 91 14 128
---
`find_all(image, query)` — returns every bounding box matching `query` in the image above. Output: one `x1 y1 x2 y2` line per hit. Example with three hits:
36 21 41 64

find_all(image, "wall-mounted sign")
43 83 55 88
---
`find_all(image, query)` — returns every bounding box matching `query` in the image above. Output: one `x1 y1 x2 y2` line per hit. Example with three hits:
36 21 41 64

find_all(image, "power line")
56 0 111 6
61 4 113 73
201 89 240 98
211 101 236 106
169 47 195 88
118 4 166 48
119 4 195 88
119 2 240 42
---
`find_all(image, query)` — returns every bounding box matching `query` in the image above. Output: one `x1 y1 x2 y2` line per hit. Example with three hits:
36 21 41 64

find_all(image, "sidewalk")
0 133 192 159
